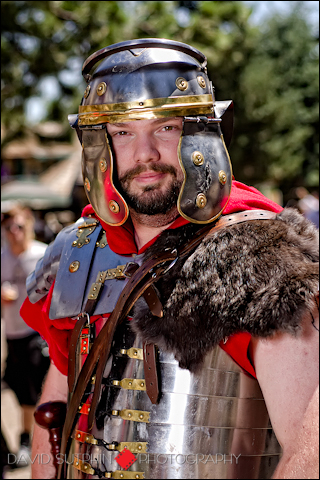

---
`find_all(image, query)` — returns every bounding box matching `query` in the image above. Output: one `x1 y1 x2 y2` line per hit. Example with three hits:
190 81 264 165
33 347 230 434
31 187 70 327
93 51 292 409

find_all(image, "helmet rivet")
175 77 188 91
109 200 120 214
83 85 91 98
197 76 206 89
84 177 91 192
69 261 80 273
97 82 107 96
196 193 207 209
218 170 227 185
99 158 108 172
192 151 204 166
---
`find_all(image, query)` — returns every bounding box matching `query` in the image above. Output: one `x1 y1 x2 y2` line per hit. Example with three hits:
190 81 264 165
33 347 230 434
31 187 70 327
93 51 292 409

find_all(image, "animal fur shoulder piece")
131 208 319 372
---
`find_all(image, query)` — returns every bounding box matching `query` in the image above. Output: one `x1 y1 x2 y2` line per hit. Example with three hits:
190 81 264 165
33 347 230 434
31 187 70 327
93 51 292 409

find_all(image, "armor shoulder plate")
26 217 98 306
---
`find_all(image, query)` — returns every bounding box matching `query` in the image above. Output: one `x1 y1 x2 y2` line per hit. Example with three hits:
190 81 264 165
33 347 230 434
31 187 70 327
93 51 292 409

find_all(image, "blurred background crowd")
1 1 319 478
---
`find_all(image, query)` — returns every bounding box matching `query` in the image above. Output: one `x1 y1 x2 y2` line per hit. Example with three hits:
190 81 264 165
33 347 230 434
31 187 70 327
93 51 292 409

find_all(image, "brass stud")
77 433 81 438
84 85 91 98
196 193 207 209
218 170 227 185
197 76 206 88
109 200 120 214
128 381 133 386
140 382 145 387
99 158 108 172
84 464 88 470
97 82 107 96
139 414 144 420
120 475 124 479
135 476 140 479
127 412 132 418
175 77 188 91
69 261 80 273
138 445 142 450
192 151 204 166
84 177 91 192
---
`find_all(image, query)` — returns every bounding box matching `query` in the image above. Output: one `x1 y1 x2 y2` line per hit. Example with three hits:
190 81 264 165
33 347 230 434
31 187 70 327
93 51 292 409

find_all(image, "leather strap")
143 343 160 404
58 209 277 478
68 315 88 393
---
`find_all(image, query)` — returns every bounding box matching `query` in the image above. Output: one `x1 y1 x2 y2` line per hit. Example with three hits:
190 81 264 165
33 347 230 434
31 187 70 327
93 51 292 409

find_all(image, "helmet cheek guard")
69 38 234 226
81 128 129 226
178 110 233 223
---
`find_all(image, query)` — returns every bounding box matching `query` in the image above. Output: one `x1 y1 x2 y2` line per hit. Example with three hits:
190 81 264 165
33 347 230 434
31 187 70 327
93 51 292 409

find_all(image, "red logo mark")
115 447 137 470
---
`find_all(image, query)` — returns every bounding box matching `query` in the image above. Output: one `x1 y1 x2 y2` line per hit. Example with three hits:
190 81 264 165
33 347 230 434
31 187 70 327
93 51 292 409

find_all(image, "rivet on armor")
99 158 108 172
139 414 144 420
109 200 120 214
84 177 91 192
97 82 107 96
219 170 227 185
196 193 207 209
69 261 80 273
197 76 206 88
192 151 204 166
138 445 142 450
84 85 91 98
175 77 188 91
128 412 132 418
140 382 145 387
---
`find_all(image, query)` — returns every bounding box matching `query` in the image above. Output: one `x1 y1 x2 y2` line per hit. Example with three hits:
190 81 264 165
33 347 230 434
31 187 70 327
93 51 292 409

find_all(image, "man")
21 39 319 479
1 204 49 467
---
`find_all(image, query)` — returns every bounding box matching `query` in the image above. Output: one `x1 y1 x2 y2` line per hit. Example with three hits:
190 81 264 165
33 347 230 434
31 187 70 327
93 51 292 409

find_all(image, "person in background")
1 204 50 467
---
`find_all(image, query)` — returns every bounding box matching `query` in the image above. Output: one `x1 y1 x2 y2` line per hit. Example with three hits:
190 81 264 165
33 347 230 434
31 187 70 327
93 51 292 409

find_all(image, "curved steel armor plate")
67 323 281 479
26 218 85 304
26 217 142 319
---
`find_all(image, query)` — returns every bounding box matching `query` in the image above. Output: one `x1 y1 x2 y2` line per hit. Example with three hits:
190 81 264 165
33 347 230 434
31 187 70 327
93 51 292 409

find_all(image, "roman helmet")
69 38 233 225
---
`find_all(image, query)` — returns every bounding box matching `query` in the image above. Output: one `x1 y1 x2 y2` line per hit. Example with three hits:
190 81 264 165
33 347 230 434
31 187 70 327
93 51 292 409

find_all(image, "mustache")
119 163 178 184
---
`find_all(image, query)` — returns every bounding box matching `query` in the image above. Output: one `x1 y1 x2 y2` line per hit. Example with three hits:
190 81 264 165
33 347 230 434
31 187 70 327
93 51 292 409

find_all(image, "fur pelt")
131 208 319 372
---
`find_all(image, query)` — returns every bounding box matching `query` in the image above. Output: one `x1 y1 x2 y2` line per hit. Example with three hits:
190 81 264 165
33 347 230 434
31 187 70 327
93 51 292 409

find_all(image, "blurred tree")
238 3 319 199
1 1 318 198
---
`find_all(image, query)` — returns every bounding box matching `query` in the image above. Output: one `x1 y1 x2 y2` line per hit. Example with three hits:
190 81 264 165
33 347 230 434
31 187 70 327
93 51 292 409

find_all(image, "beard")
118 163 183 216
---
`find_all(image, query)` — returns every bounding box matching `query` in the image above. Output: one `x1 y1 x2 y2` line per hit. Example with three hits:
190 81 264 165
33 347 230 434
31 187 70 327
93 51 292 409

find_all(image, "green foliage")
1 1 319 196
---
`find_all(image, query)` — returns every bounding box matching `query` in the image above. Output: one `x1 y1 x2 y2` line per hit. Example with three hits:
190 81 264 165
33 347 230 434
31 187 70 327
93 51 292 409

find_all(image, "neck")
130 207 179 250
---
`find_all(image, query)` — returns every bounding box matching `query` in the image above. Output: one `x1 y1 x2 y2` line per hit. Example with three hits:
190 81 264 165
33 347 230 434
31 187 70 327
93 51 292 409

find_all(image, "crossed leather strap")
58 209 277 478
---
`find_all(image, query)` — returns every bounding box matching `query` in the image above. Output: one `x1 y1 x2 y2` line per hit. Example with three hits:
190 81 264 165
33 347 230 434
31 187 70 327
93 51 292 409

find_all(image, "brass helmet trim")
78 95 214 126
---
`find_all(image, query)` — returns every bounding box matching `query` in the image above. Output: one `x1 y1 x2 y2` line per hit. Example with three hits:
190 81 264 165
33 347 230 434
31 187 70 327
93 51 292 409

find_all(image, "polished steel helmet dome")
69 38 233 226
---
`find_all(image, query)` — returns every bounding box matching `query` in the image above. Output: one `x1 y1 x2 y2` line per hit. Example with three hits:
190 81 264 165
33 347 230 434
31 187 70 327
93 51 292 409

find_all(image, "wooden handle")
34 402 67 478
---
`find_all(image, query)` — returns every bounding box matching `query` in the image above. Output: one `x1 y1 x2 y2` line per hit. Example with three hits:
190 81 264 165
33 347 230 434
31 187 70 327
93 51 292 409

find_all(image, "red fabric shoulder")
219 332 256 378
20 284 75 376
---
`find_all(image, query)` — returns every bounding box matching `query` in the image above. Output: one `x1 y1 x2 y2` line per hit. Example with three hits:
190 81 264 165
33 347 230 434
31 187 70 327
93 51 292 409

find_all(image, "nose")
133 132 160 164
